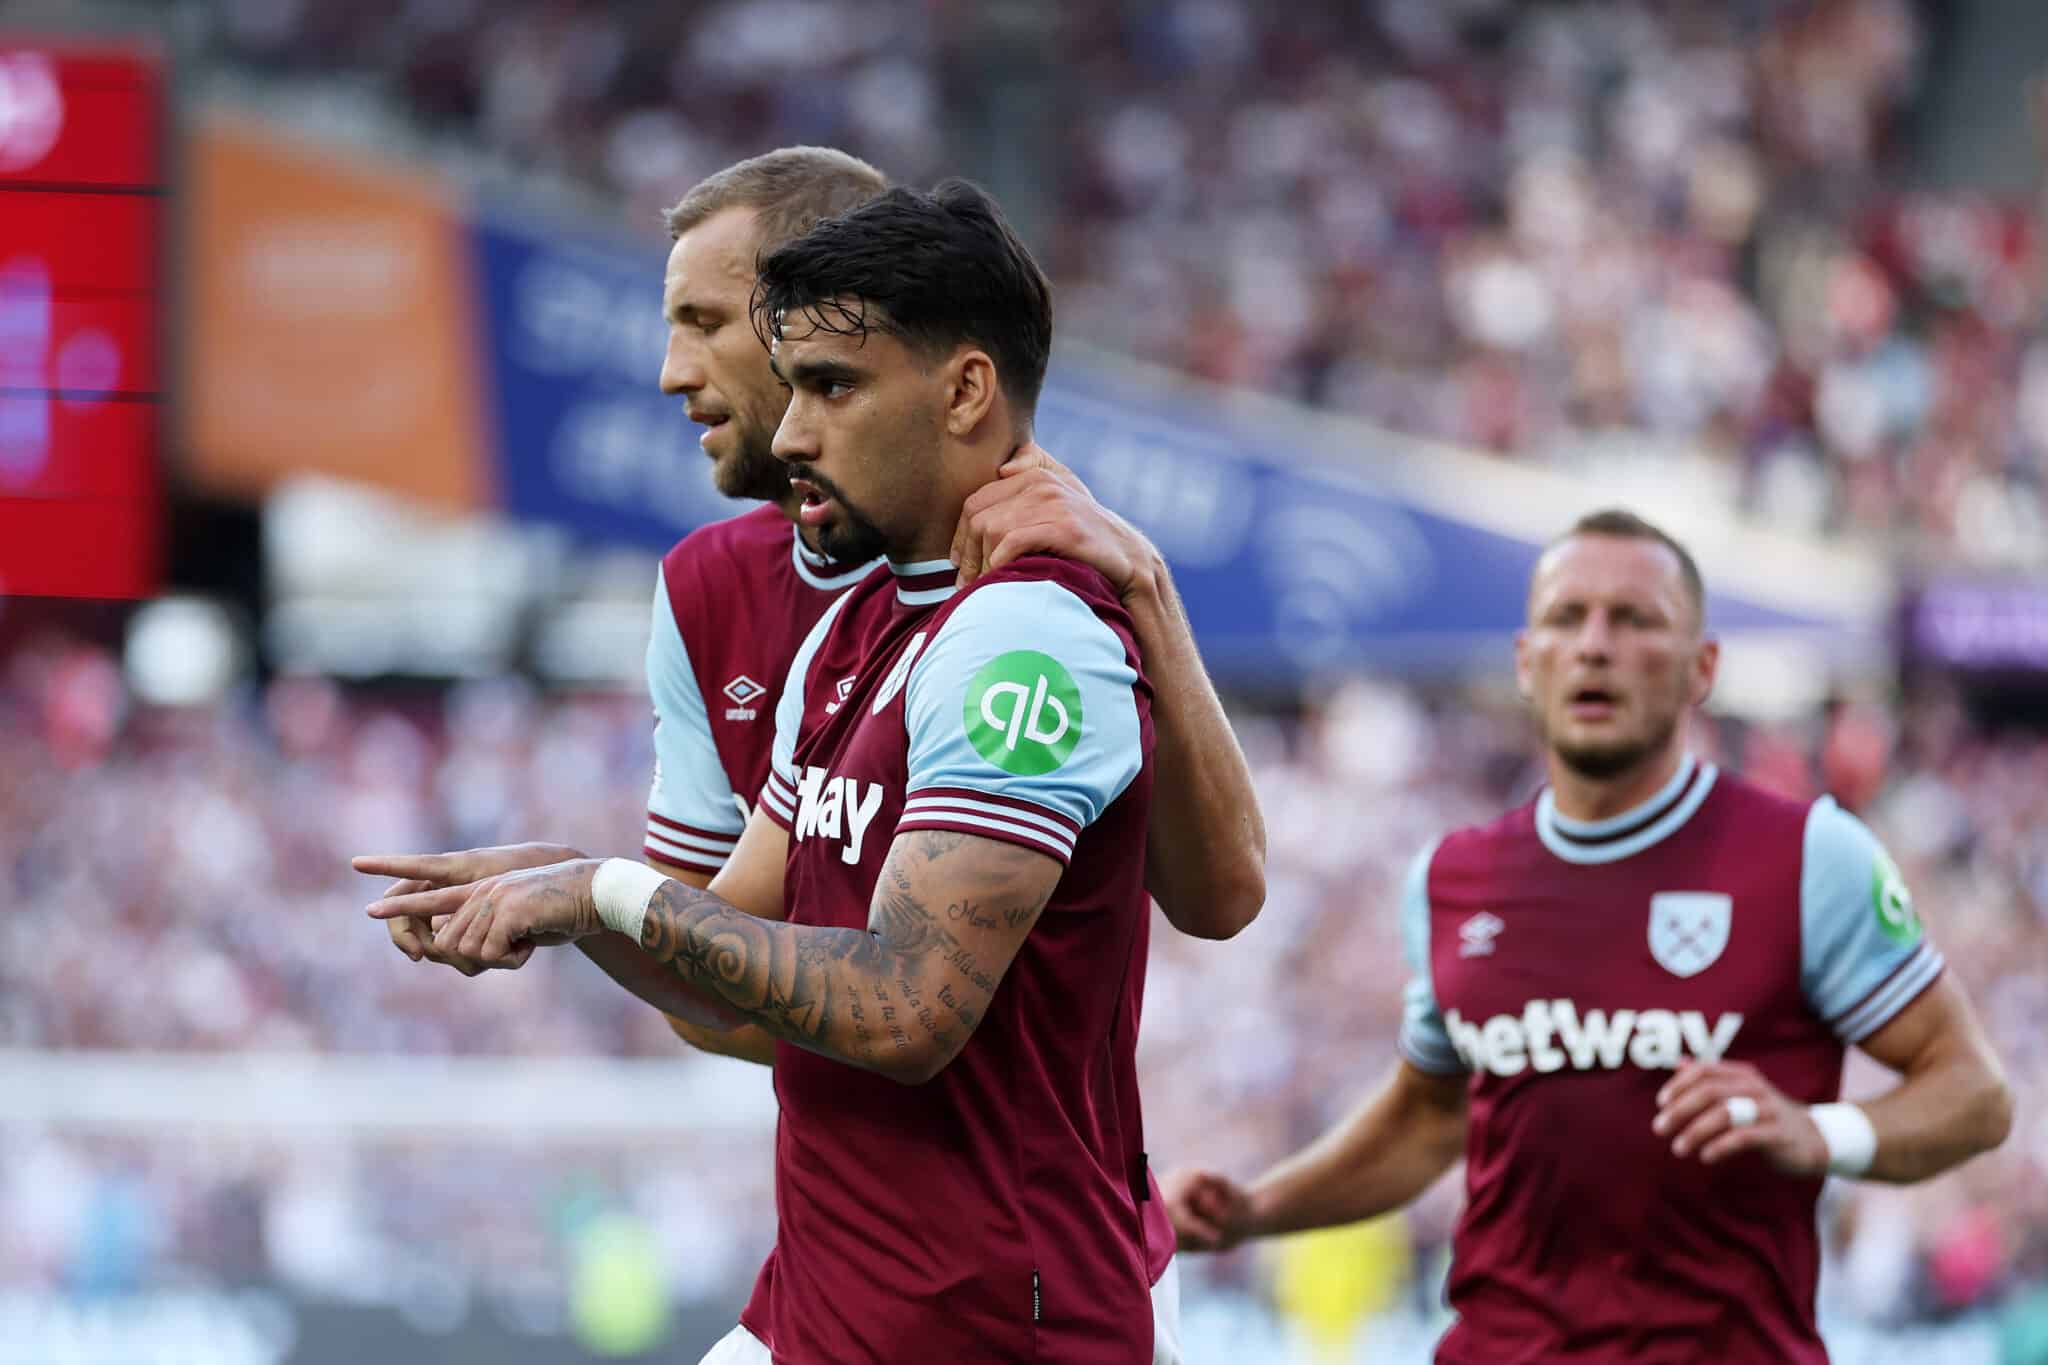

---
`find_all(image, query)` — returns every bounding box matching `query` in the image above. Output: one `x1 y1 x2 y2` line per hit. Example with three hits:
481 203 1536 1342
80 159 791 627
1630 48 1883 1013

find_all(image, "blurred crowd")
194 0 2048 567
4 633 2047 1353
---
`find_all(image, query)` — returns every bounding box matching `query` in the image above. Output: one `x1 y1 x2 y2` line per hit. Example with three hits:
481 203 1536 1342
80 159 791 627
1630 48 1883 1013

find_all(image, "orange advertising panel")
182 117 486 507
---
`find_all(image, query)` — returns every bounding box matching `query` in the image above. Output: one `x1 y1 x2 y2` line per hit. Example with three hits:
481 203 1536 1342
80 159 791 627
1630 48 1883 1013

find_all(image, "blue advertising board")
470 214 750 547
469 210 1831 685
1036 368 1824 680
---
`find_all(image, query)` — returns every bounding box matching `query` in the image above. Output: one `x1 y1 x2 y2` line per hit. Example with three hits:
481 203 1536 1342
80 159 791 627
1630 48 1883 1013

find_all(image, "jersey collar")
1535 754 1718 865
889 558 958 607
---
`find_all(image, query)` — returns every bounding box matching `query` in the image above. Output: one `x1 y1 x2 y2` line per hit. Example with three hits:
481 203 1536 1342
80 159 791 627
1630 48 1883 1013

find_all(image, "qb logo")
965 651 1083 776
1872 848 1921 945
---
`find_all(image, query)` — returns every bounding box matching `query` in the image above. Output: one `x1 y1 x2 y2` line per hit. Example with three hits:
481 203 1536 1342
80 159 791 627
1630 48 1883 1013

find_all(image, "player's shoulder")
1704 765 1816 829
661 503 791 587
942 555 1133 643
1431 801 1537 878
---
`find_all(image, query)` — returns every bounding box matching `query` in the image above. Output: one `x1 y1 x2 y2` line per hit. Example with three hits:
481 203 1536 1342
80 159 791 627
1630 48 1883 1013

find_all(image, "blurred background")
4 0 2048 1360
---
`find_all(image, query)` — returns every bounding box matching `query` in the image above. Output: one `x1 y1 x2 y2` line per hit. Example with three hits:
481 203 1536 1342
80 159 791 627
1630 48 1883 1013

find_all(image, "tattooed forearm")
633 828 1055 1082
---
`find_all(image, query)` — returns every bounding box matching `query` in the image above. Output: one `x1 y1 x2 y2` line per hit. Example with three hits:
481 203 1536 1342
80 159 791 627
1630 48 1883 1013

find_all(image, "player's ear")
944 347 1000 437
1689 635 1720 708
1513 629 1534 701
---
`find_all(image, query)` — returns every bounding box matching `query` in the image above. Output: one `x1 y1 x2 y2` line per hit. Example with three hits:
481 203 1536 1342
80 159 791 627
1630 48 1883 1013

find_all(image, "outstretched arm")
1165 1060 1468 1252
596 811 790 1065
356 810 790 1041
368 828 1061 1086
953 448 1266 938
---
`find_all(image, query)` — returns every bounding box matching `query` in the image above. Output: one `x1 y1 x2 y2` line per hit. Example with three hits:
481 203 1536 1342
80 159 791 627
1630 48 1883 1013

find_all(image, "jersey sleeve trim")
644 836 728 872
1830 941 1946 1043
647 812 743 847
899 786 1081 864
645 561 747 851
759 768 798 830
1396 838 1466 1076
1398 1023 1468 1075
644 814 740 871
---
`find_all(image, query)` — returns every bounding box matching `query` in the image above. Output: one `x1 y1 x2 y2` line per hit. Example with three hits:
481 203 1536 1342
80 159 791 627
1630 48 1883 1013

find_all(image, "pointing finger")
367 883 472 920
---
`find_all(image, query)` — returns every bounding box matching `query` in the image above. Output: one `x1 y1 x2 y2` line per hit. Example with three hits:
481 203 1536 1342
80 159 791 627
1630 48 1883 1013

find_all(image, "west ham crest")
1648 892 1732 978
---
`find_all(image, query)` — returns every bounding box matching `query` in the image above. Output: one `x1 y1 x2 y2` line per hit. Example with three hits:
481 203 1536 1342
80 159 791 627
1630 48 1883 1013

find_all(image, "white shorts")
698 1256 1185 1365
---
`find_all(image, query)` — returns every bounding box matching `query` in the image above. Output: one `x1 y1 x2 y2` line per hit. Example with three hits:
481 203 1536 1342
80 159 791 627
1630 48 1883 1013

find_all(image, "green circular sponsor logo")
1872 849 1921 945
963 650 1083 776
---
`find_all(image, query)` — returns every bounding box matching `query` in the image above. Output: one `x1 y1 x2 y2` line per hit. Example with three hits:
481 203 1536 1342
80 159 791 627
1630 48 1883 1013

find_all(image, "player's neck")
886 530 958 567
1545 744 1690 823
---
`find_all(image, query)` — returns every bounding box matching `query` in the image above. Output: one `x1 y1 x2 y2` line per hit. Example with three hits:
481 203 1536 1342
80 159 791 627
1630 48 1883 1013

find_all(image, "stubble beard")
712 420 792 503
1549 707 1681 782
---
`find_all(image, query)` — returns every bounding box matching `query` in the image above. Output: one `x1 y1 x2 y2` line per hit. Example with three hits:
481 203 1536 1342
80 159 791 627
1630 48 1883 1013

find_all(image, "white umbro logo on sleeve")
1459 912 1505 957
824 676 856 715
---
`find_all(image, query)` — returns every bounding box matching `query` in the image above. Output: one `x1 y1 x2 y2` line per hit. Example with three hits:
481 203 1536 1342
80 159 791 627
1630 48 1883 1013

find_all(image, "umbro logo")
723 674 765 722
1459 912 1505 958
824 676 856 716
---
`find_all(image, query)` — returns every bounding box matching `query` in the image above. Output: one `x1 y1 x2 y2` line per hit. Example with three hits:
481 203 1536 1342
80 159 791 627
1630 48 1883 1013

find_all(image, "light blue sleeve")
1396 839 1464 1075
898 579 1142 864
644 564 744 869
758 587 853 828
1801 797 1945 1043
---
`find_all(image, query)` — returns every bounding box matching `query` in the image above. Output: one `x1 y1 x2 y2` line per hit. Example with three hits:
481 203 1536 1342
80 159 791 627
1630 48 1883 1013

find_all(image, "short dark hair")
663 146 886 252
750 179 1054 413
1554 507 1706 624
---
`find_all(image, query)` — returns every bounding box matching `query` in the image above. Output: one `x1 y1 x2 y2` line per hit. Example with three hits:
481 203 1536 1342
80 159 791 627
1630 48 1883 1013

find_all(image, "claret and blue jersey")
745 553 1164 1365
643 504 881 872
1399 754 1943 1364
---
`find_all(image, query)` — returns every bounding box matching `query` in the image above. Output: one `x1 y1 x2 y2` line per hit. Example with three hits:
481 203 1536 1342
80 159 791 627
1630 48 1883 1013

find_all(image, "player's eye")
822 380 852 399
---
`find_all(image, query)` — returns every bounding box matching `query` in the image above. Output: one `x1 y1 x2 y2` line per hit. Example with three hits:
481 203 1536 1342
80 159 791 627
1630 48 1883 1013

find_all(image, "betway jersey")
1400 756 1943 1364
643 504 880 872
745 556 1158 1365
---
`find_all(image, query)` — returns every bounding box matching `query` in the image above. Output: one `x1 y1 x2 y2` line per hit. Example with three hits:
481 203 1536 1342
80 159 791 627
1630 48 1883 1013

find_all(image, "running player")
1160 509 2013 1363
366 181 1190 1363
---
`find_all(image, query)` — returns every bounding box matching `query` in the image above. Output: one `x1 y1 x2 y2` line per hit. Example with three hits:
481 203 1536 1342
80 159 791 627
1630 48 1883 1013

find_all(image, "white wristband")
592 858 667 942
1809 1102 1878 1177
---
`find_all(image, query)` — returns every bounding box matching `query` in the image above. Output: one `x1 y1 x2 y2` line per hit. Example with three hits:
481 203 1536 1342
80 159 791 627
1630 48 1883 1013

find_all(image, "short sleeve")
1801 797 1946 1043
757 588 853 831
1396 840 1464 1075
898 579 1144 866
645 563 744 871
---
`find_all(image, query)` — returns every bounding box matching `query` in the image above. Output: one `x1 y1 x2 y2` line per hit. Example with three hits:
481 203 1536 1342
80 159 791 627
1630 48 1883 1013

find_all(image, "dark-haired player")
1161 509 2013 1363
366 181 1206 1363
386 146 1264 1009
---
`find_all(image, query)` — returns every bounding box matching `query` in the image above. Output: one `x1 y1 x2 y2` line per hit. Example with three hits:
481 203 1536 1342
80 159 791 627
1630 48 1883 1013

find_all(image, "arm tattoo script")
637 830 1055 1079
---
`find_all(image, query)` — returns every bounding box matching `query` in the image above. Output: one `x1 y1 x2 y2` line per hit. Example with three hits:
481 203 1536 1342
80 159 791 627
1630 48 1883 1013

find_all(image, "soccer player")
1160 510 2014 1363
366 182 1186 1363
386 147 1265 1025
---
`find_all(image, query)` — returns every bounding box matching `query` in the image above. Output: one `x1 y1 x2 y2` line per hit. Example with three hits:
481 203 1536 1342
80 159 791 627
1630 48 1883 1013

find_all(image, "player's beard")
1550 706 1681 781
714 419 792 503
803 470 889 565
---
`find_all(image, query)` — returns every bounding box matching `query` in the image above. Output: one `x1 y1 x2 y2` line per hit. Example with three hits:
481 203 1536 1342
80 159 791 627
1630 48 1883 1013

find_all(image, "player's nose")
772 395 818 464
659 333 706 396
1572 613 1616 659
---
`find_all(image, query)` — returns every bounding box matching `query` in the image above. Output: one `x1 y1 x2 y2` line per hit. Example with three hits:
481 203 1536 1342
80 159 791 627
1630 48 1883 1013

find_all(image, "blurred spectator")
4 633 2046 1346
190 0 2048 565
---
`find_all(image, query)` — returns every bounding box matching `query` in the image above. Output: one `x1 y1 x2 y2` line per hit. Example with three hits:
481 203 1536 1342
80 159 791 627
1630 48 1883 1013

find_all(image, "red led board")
0 40 163 600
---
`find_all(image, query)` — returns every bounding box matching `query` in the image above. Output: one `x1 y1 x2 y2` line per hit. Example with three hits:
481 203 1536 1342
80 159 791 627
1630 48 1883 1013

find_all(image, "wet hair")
750 179 1054 413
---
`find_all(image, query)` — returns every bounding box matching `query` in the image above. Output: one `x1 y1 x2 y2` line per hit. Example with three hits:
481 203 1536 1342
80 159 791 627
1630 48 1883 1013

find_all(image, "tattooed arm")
637 829 1057 1084
367 828 1061 1085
